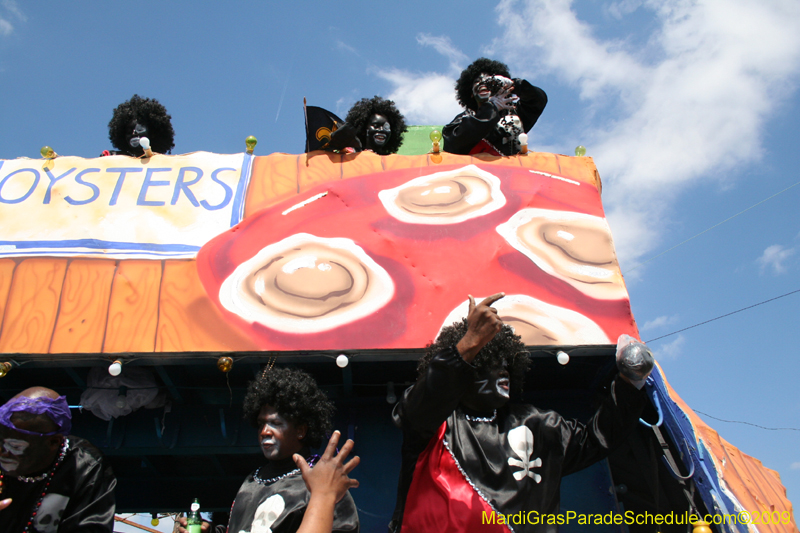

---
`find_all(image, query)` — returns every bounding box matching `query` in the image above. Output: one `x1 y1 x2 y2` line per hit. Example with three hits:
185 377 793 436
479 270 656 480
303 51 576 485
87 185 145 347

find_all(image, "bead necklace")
0 437 70 533
253 454 319 485
464 410 497 423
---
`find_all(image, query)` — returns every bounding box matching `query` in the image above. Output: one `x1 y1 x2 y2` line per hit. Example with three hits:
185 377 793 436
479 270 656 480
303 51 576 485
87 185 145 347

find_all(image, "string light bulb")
246 136 258 154
336 354 349 368
0 362 12 378
556 351 570 365
139 137 154 158
217 356 234 373
108 360 122 377
575 145 586 157
518 133 529 155
40 146 57 159
151 514 160 527
429 130 442 154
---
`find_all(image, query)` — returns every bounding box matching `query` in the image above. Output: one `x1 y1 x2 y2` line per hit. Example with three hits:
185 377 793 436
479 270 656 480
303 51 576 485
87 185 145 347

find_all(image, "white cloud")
791 461 800 470
2 0 24 20
652 334 685 360
376 69 462 125
607 0 643 19
374 35 466 125
416 34 469 72
0 0 24 36
488 0 800 264
757 244 795 274
640 314 679 332
335 40 358 56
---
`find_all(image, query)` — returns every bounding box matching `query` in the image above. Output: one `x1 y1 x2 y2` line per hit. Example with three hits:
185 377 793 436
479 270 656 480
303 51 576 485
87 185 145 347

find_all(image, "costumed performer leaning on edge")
325 96 406 155
389 293 654 533
443 58 547 156
180 367 360 533
0 387 117 533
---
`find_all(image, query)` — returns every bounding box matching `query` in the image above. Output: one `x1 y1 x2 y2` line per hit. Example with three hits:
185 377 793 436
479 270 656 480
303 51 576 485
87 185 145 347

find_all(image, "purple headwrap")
0 395 72 436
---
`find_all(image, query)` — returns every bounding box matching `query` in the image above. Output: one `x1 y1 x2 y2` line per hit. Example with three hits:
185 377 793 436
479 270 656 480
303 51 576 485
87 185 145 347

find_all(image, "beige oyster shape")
378 164 506 224
219 233 394 334
438 294 610 345
496 209 627 300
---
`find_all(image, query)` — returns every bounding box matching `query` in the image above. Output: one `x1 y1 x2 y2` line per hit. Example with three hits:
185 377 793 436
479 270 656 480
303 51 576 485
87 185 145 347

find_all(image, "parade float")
0 133 795 532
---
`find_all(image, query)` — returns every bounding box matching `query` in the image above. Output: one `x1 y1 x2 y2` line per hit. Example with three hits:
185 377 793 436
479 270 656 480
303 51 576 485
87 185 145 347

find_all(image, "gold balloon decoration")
245 136 258 155
217 356 234 373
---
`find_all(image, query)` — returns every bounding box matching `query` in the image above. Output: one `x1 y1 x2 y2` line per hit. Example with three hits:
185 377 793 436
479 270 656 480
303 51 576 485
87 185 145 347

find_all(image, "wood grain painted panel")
0 259 17 332
104 260 162 353
340 151 384 180
244 154 303 218
156 260 258 352
299 152 342 194
552 154 600 190
382 153 432 172
0 258 67 354
51 259 116 353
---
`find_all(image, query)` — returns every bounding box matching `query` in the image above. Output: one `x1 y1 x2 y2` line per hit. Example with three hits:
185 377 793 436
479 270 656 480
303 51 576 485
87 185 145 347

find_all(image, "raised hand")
295 430 359 504
456 293 505 363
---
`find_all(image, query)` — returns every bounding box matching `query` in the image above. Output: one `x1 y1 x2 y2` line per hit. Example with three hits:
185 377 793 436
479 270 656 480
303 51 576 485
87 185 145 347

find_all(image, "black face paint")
461 362 511 413
365 114 391 152
129 123 148 148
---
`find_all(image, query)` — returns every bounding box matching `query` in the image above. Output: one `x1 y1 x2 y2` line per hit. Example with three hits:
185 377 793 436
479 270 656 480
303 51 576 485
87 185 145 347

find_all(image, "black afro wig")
418 319 530 395
243 366 334 448
345 96 407 155
455 58 512 112
108 94 175 156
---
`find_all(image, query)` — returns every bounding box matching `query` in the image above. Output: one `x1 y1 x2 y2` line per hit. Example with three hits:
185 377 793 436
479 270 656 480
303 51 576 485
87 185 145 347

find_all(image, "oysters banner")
197 163 637 350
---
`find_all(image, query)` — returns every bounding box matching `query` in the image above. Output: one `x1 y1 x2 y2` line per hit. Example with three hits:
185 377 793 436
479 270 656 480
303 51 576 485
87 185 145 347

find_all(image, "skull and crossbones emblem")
507 426 542 483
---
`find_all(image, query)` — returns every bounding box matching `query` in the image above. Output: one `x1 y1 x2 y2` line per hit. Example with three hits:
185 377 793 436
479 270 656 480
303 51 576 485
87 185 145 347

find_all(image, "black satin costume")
227 453 359 533
389 346 646 533
0 437 116 533
443 80 548 156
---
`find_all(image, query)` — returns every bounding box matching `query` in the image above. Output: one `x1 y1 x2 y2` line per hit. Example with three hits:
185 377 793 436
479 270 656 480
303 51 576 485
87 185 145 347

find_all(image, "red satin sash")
400 422 511 533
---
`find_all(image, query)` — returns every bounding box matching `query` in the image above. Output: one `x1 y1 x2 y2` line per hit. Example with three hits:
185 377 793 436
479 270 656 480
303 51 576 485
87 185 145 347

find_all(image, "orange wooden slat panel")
51 259 116 354
0 259 17 332
156 260 258 352
104 260 162 354
0 258 67 354
244 153 303 218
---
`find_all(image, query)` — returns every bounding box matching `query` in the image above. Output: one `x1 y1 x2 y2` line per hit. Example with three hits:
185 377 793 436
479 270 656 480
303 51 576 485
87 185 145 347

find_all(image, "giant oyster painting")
379 164 506 224
496 208 627 300
439 294 610 345
219 233 394 334
197 162 636 349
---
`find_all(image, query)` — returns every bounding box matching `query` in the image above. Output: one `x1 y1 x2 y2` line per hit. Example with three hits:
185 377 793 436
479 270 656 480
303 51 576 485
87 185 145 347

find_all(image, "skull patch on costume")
507 426 542 483
244 494 285 533
31 493 69 533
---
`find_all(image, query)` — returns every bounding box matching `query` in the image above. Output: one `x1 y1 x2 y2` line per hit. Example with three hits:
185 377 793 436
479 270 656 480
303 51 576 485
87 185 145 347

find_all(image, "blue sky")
2 0 799 529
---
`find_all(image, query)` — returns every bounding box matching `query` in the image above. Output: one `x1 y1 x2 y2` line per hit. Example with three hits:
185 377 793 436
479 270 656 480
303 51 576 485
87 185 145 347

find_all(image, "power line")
645 288 800 343
693 410 800 432
624 179 800 274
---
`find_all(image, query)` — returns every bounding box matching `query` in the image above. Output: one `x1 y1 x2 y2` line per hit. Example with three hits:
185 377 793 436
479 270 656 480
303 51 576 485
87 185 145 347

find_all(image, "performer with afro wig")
182 367 359 533
443 58 547 156
326 96 406 155
389 293 653 533
104 94 175 157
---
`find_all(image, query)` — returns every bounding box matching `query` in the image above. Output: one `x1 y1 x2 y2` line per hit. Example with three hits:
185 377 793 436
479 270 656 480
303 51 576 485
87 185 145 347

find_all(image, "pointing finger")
480 292 505 308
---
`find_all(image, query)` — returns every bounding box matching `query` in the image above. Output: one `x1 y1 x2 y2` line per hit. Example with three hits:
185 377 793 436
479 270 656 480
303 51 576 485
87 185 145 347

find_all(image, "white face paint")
0 438 30 471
